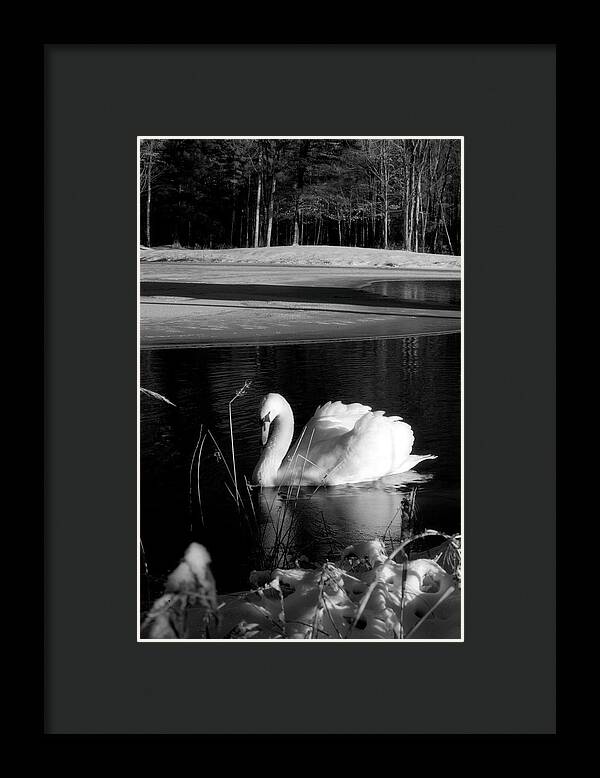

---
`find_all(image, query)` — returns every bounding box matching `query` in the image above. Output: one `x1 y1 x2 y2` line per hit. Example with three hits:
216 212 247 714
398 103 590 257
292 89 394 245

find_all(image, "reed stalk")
227 379 252 510
140 387 177 407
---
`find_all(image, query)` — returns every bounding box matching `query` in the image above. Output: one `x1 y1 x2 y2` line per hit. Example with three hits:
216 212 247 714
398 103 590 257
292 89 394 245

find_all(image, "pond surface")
140 333 461 605
141 278 460 311
361 279 460 310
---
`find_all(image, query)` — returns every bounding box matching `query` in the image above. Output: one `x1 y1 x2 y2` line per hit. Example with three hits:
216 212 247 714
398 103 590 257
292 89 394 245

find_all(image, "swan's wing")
312 400 374 423
286 401 373 454
287 408 416 485
394 453 437 473
305 400 374 441
282 401 372 476
281 401 433 486
321 411 416 484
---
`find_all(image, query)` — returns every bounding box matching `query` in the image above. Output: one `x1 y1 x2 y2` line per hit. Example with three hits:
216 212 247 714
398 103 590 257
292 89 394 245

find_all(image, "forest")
139 138 461 255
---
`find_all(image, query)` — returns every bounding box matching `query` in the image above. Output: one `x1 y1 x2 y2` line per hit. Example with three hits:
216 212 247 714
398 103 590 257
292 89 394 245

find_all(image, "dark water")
361 279 460 310
140 333 461 603
141 279 460 311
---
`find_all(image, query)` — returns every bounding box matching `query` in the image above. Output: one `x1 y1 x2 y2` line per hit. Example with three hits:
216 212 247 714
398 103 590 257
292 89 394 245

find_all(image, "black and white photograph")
138 136 463 641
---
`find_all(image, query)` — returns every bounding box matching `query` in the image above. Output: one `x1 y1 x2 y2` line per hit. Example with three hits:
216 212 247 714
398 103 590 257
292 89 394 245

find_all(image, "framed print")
45 44 556 735
137 135 463 644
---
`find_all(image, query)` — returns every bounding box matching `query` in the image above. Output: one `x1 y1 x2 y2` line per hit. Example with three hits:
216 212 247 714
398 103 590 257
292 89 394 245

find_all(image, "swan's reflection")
253 471 433 569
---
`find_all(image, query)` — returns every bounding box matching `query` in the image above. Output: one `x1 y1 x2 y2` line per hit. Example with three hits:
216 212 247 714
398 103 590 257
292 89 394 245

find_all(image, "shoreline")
140 261 461 349
141 262 460 282
140 245 462 273
139 330 461 350
140 298 460 349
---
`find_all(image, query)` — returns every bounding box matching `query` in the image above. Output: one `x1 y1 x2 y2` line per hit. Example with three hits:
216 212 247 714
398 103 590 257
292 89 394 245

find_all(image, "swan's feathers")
309 400 400 427
284 401 416 483
312 400 373 421
303 402 404 441
292 401 372 446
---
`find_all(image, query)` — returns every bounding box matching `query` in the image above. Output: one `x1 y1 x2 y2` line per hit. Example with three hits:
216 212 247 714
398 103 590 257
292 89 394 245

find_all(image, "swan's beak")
260 412 271 446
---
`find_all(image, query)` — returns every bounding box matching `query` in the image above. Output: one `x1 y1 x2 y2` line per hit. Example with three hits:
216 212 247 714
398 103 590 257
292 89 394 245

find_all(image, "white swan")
252 393 437 487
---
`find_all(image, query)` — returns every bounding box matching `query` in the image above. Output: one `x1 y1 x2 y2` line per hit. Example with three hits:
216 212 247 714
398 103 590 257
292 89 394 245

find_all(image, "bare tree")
292 140 310 246
139 140 164 247
358 140 395 249
265 142 281 248
253 143 264 248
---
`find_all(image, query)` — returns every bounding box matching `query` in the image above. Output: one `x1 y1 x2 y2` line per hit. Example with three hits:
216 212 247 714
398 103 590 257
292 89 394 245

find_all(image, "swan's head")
258 393 289 446
253 393 295 486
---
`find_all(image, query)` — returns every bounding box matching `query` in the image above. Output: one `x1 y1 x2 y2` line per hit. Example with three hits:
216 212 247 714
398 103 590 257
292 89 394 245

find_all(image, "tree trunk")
146 187 151 247
253 146 263 248
245 174 250 247
415 169 423 253
403 144 411 252
383 180 389 249
145 140 154 246
441 202 454 254
266 173 276 247
381 142 389 250
292 140 310 246
436 144 452 251
371 181 377 248
409 148 417 252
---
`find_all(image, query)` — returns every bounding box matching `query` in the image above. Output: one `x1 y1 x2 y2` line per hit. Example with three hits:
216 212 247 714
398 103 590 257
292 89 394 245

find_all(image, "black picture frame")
44 43 556 736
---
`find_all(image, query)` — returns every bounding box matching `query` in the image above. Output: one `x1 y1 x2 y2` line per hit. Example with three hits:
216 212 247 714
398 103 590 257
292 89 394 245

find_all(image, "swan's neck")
253 402 294 486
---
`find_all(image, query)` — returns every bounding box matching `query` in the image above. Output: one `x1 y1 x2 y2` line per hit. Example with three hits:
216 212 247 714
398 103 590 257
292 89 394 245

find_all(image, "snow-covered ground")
140 244 461 271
